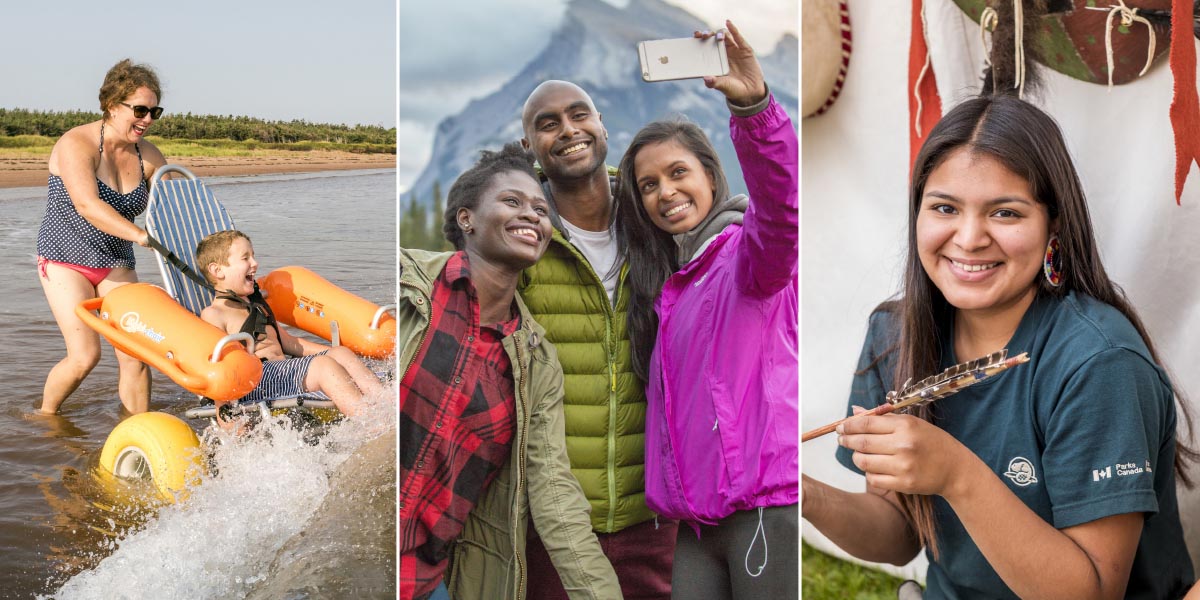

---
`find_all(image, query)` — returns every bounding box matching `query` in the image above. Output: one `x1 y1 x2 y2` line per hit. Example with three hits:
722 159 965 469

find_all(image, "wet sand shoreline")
0 151 396 189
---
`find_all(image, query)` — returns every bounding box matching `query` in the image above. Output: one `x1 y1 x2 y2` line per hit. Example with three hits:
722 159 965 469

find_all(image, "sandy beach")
0 151 395 189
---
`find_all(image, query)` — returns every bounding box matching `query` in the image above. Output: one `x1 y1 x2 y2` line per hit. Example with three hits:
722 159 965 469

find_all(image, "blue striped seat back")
146 172 236 316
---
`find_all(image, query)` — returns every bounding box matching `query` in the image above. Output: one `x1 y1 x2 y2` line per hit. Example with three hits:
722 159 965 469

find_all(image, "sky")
0 0 795 180
398 0 799 191
0 1 396 128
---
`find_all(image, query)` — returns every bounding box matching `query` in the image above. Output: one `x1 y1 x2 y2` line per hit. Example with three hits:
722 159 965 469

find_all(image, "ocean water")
0 169 396 598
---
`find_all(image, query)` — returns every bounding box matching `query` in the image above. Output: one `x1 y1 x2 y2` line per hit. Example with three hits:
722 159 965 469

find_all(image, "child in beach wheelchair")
195 229 382 430
80 164 395 504
86 229 392 502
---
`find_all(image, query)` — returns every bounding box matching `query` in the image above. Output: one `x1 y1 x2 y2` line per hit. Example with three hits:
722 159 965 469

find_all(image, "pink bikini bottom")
38 257 114 287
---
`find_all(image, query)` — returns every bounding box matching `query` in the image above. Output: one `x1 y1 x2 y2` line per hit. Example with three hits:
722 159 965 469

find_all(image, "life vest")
216 286 282 345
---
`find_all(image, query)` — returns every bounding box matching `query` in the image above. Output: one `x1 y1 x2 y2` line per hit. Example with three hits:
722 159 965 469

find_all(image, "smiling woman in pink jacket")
609 21 798 600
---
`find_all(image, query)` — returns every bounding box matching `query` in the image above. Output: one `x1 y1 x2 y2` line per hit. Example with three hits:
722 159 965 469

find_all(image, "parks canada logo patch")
1091 459 1152 482
1003 457 1038 487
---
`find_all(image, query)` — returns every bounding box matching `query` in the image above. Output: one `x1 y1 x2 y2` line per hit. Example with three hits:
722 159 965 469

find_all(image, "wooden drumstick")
802 403 898 442
802 351 1030 443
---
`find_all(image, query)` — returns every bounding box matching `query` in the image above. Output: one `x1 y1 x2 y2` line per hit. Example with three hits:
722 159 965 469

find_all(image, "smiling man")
517 80 677 599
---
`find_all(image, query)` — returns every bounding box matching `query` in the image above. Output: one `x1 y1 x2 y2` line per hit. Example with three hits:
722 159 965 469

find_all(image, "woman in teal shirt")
803 93 1195 598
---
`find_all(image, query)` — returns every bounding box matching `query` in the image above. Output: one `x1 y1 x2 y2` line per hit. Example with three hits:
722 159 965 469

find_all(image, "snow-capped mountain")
406 0 798 205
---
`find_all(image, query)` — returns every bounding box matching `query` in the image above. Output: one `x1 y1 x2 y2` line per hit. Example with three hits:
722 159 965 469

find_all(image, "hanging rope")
1085 1 1156 90
980 6 999 66
1013 0 1026 98
743 507 768 577
979 2 1026 98
914 0 933 138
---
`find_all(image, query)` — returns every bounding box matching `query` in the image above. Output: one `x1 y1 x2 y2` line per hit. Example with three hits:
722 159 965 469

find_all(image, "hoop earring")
1043 234 1062 287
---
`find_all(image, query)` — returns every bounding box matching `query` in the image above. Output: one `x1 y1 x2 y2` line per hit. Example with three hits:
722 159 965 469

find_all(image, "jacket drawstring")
744 507 767 577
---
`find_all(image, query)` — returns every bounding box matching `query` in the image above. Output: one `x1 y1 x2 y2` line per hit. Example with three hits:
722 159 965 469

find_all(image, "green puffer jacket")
400 249 620 600
517 231 652 533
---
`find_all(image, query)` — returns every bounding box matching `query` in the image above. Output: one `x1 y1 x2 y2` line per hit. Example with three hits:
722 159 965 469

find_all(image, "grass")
0 135 394 158
0 134 53 157
802 541 912 600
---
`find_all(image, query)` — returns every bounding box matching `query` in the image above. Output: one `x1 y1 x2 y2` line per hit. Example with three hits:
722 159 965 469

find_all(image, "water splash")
51 385 396 600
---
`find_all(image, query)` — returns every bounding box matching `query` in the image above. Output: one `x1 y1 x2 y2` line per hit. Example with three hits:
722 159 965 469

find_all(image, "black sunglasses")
120 102 164 119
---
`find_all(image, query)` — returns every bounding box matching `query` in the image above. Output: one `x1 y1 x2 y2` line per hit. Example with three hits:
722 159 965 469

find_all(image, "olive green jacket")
517 230 652 533
400 249 620 600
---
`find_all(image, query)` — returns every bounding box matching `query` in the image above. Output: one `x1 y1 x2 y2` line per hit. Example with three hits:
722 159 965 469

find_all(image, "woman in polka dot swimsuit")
35 59 169 415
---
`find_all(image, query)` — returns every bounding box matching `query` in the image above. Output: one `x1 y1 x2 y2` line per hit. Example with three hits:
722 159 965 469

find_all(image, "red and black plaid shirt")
399 252 521 600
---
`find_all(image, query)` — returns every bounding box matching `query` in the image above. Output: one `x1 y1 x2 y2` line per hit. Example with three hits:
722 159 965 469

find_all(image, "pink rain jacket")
644 96 798 525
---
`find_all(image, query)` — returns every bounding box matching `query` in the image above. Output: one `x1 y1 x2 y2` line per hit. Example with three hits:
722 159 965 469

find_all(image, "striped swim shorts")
238 351 328 405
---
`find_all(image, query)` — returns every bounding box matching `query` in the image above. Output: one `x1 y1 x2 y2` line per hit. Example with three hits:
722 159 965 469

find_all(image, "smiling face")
209 236 259 296
632 139 716 234
106 86 159 144
459 170 552 270
917 147 1053 320
521 82 608 182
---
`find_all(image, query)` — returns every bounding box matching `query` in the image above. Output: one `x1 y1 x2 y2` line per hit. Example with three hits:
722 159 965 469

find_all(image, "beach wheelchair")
76 165 396 503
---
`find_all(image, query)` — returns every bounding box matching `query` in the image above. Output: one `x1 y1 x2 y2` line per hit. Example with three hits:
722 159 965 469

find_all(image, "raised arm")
701 21 798 295
698 20 767 108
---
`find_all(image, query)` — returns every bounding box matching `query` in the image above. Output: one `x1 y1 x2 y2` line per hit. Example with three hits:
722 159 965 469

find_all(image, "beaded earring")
1043 234 1062 287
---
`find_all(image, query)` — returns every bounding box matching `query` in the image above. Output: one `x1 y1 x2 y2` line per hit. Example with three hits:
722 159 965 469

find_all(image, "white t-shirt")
560 217 620 306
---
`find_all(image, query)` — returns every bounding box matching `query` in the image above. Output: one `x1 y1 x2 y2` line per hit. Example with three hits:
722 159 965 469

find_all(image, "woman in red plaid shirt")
400 143 620 600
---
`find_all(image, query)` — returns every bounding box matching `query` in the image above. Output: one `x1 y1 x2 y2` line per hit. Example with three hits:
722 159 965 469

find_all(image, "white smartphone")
638 36 729 83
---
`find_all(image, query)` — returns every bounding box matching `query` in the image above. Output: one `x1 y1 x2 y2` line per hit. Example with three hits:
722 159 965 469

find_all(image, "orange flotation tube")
258 266 396 360
75 283 263 402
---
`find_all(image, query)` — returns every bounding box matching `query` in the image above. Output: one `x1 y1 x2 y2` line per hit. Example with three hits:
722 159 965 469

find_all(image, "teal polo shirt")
836 291 1192 599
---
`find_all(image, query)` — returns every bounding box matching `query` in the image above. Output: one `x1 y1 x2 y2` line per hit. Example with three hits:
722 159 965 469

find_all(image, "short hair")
195 230 251 285
442 142 538 250
99 59 162 118
520 80 597 137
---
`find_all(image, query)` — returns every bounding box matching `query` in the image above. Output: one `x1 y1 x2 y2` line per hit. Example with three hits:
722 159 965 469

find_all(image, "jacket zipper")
513 330 529 597
602 265 629 532
560 237 622 532
401 312 429 380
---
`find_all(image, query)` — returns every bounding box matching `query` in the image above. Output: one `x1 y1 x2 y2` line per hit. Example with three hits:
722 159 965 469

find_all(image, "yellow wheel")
98 412 206 503
273 406 343 424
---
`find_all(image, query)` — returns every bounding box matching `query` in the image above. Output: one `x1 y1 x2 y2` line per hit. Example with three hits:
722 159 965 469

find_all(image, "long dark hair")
890 93 1196 557
611 119 730 380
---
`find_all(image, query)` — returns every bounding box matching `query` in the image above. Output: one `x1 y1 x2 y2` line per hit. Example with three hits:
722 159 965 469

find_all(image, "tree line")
0 108 395 146
400 182 453 251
